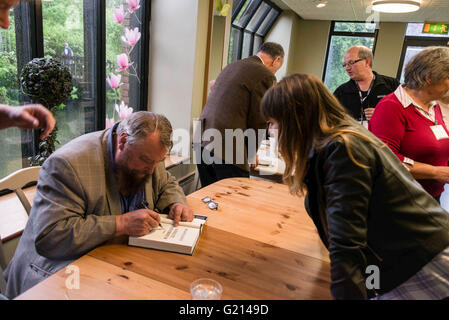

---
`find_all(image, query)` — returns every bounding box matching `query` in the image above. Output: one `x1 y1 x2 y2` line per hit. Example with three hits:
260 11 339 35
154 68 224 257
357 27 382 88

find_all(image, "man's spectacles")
342 58 365 68
202 196 218 210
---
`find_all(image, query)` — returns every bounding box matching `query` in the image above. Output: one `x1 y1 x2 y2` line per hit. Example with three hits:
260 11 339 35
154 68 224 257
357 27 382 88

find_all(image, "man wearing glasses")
334 45 399 128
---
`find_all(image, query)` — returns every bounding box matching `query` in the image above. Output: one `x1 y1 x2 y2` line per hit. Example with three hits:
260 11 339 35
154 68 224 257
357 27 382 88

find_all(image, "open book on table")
128 214 207 255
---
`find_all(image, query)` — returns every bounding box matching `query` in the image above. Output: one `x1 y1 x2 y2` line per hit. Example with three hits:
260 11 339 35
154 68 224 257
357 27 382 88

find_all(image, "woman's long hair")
261 73 379 196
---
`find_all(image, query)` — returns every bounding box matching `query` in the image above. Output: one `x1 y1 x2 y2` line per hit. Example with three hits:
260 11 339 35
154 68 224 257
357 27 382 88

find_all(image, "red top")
369 92 449 197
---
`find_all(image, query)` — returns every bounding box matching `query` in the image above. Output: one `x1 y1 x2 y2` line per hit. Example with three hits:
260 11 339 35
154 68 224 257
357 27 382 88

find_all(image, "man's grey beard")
115 161 150 196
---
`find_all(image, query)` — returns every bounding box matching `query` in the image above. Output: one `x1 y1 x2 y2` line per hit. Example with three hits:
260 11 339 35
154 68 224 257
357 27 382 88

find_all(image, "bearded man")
3 111 193 298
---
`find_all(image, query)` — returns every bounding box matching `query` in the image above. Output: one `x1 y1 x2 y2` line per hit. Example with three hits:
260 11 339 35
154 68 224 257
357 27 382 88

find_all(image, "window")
0 7 22 178
0 0 150 180
42 0 88 146
228 0 281 64
323 21 378 93
397 23 449 82
106 0 146 130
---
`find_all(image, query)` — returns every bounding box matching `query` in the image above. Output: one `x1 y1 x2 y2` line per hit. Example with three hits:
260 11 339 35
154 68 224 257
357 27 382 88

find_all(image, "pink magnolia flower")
115 101 133 120
106 118 116 129
116 53 133 72
107 73 121 90
127 0 140 13
113 5 125 24
121 27 141 46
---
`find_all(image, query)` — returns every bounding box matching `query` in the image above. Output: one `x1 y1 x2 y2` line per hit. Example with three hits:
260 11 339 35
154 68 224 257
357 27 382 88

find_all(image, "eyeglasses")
202 196 218 210
342 58 365 68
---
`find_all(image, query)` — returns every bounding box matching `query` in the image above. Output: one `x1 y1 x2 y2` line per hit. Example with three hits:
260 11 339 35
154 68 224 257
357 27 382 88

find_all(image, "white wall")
148 0 210 181
209 15 226 83
265 11 296 81
148 0 200 135
372 22 407 78
291 19 331 79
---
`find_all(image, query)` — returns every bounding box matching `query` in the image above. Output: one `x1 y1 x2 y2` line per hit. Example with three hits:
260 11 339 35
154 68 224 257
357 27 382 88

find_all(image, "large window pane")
42 0 92 147
232 0 244 16
245 2 270 32
228 27 242 64
399 46 425 83
253 35 263 55
0 8 22 178
334 22 376 33
241 31 253 59
106 0 144 128
233 0 261 28
255 8 279 36
324 36 374 93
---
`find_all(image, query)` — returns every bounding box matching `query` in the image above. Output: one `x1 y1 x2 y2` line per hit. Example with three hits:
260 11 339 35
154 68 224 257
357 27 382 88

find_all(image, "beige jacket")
3 127 186 298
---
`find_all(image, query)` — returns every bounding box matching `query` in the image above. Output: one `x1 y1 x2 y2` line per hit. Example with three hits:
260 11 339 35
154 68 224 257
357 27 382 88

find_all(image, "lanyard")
356 74 375 122
356 74 376 106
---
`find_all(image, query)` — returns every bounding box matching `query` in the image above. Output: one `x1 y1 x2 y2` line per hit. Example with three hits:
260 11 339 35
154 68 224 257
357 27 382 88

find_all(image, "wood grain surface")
15 178 331 300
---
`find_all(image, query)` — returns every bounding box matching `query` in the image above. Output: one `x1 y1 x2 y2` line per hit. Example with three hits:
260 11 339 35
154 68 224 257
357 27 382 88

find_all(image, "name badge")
430 125 449 140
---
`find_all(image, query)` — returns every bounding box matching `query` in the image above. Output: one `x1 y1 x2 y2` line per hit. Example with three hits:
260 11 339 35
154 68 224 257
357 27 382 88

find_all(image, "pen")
141 200 164 230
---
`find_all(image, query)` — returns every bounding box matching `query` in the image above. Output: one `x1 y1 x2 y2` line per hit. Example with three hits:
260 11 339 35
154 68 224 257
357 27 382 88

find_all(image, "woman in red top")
370 46 449 201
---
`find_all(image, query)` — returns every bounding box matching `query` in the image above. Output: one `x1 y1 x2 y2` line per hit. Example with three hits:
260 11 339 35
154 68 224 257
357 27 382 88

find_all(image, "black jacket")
304 120 449 299
333 72 400 120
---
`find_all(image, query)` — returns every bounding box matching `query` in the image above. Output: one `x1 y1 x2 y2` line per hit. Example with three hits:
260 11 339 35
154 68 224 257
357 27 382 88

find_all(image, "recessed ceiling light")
372 0 421 13
315 1 328 8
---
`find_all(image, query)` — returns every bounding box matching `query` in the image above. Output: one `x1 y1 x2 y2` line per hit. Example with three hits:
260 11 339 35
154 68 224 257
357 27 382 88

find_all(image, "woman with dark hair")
261 73 449 300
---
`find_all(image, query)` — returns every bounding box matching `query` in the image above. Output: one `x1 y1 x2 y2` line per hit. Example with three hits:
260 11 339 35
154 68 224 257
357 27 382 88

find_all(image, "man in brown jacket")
197 42 284 187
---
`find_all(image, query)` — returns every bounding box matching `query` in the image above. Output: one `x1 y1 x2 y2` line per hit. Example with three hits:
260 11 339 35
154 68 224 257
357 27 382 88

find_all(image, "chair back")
0 166 41 216
0 166 41 296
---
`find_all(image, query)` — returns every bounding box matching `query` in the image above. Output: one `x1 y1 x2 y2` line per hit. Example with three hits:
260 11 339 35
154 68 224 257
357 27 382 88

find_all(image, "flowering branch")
107 0 142 128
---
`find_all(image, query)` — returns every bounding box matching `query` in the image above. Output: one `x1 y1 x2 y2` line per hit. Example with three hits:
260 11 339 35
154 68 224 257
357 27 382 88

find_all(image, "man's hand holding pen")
114 202 194 236
115 209 162 237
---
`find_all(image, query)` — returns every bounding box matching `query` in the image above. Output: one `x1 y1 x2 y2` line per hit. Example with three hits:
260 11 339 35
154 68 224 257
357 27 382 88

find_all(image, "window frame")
229 0 281 63
322 21 379 83
2 0 151 180
396 36 449 80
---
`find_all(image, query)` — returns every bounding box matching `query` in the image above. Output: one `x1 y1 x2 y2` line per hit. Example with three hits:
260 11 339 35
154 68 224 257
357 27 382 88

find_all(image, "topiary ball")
20 57 73 109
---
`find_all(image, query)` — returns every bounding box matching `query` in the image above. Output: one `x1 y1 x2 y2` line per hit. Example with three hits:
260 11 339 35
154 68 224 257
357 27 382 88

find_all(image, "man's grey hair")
351 45 373 68
258 42 284 58
404 46 449 89
117 111 173 150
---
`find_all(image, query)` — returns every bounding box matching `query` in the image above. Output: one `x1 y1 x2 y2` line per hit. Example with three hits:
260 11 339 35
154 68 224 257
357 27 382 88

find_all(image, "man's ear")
117 132 128 151
365 58 372 67
425 73 432 85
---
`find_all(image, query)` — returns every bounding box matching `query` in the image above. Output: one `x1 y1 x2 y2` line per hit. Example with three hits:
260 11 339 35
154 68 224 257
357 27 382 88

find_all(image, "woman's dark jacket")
304 120 449 299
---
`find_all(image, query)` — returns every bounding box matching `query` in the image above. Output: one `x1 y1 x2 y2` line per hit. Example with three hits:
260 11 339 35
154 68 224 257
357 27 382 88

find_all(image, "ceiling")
272 0 449 22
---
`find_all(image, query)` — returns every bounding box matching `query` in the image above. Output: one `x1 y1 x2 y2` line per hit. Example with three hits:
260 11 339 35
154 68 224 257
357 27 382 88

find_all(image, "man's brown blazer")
200 55 276 171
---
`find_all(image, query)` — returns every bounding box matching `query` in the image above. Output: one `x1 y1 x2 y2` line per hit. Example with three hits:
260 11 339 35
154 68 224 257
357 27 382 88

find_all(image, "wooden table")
16 178 331 300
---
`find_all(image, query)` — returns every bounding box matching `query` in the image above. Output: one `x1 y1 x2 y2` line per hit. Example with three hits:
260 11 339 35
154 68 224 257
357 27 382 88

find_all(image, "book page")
138 222 199 246
128 214 207 254
159 214 207 229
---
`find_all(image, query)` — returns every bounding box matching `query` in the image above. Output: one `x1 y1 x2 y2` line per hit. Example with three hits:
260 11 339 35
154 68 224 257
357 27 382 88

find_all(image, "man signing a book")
3 111 194 298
